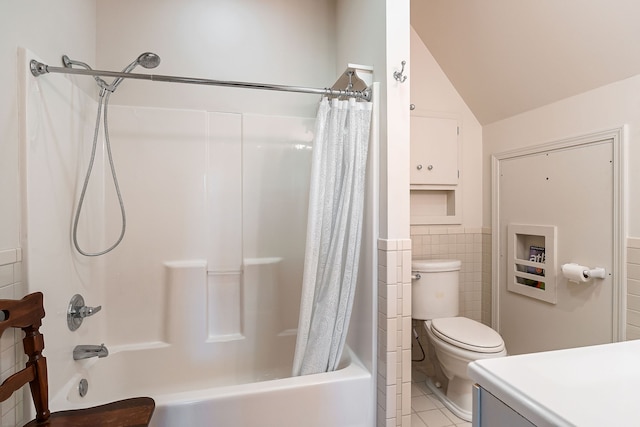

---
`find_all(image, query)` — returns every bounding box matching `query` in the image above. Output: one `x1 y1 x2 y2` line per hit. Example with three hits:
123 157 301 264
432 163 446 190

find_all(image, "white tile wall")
0 248 25 426
378 238 412 427
627 238 640 340
410 226 490 324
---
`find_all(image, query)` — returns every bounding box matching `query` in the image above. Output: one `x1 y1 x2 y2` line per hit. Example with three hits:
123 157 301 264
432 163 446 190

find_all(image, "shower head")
111 52 161 91
136 52 161 69
122 52 161 73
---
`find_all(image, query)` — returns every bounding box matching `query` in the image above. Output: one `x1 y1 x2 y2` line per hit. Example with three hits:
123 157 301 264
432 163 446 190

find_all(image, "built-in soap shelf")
507 224 557 304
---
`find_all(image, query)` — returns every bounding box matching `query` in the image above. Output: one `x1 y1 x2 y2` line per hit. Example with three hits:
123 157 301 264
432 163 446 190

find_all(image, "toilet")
412 259 506 421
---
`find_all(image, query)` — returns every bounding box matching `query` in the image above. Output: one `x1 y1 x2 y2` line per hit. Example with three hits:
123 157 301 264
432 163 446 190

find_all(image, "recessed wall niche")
507 223 557 304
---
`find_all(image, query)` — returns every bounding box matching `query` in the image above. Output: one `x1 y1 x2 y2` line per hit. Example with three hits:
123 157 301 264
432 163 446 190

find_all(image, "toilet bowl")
412 259 506 421
424 317 506 420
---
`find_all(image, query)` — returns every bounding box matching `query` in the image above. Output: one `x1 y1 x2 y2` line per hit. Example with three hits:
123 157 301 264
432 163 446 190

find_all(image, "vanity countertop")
468 340 640 427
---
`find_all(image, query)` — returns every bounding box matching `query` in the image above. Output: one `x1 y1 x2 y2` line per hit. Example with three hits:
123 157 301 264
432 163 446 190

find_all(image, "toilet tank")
411 259 461 320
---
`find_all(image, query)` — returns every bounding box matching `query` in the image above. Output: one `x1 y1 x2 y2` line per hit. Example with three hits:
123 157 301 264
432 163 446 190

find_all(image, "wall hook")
394 60 407 83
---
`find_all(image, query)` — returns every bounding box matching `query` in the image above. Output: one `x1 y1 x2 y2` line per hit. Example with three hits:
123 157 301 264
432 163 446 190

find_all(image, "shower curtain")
292 97 373 376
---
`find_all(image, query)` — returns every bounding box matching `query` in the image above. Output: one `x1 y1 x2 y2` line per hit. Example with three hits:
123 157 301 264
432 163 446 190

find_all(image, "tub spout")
73 344 109 360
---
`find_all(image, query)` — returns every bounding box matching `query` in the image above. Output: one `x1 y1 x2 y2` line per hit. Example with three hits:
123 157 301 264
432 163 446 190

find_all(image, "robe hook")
394 60 407 83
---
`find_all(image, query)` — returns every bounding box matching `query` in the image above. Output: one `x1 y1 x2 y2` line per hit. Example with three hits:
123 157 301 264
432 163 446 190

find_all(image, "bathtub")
50 344 372 427
47 260 372 425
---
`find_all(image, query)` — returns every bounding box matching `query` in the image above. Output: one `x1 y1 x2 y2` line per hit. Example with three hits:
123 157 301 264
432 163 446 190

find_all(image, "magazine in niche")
525 245 545 289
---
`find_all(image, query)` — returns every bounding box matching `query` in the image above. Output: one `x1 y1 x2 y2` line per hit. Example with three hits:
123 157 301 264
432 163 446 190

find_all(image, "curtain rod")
29 60 372 101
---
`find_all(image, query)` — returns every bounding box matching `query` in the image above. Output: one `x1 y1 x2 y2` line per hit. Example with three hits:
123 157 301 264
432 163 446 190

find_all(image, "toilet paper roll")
561 263 589 283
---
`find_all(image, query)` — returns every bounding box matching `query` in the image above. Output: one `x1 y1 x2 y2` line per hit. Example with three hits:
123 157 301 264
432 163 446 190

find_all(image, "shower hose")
72 88 126 256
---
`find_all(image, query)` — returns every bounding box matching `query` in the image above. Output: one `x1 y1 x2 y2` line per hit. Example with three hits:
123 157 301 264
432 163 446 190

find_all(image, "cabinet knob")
417 164 422 170
427 165 433 171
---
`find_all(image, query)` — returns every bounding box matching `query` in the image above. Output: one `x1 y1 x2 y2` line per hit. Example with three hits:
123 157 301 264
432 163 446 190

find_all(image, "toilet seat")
430 317 505 353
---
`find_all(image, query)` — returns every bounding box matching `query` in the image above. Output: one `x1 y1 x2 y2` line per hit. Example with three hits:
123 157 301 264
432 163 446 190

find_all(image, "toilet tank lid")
412 259 461 272
431 317 505 353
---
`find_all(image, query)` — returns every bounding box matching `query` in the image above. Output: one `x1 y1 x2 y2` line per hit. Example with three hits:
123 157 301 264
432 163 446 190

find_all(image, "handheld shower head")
121 52 161 73
111 52 161 91
136 52 161 69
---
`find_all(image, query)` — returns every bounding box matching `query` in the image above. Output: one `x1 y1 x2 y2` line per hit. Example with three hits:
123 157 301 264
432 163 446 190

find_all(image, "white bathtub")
47 259 372 425
50 344 372 427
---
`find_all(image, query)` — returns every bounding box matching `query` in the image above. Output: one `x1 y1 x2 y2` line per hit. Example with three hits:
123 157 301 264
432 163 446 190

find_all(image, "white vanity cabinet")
468 340 640 427
472 385 535 427
410 115 459 185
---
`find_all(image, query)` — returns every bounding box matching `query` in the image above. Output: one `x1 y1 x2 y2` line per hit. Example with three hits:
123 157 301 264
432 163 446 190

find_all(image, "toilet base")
425 377 472 422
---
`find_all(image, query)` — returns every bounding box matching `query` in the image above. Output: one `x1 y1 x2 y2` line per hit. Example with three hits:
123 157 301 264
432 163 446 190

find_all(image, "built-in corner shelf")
507 223 557 304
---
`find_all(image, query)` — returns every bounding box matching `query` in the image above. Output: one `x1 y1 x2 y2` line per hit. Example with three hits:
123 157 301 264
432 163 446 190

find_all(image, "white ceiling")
411 0 640 125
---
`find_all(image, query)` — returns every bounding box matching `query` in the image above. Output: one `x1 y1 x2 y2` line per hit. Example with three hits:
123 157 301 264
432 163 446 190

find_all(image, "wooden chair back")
0 292 49 422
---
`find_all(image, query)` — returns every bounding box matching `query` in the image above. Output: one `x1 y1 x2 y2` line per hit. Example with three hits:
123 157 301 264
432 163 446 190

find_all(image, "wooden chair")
0 292 155 426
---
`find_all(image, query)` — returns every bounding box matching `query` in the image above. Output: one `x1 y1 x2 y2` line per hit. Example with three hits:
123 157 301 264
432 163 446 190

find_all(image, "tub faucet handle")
67 294 102 331
77 304 102 318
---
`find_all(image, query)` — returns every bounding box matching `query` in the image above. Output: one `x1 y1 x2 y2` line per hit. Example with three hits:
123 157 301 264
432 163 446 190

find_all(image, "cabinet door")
474 386 535 427
410 115 458 185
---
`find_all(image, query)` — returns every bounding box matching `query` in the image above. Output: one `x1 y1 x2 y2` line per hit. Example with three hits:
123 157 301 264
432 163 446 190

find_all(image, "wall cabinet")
410 113 461 224
410 115 459 185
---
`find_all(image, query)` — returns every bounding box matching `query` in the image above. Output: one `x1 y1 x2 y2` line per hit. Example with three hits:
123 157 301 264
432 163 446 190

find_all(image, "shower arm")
29 59 372 101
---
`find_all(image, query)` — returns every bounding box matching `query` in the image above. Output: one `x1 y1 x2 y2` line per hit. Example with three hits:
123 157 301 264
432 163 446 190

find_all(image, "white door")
494 135 622 355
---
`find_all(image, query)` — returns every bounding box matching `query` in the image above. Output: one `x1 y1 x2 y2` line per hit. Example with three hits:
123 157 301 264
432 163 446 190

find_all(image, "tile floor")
411 367 472 427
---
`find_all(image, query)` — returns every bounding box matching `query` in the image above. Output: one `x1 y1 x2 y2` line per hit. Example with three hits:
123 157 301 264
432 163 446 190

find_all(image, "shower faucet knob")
67 294 102 331
77 304 102 318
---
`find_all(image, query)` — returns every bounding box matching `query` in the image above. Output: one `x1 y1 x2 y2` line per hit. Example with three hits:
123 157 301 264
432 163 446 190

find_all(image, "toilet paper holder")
583 267 606 279
561 263 606 282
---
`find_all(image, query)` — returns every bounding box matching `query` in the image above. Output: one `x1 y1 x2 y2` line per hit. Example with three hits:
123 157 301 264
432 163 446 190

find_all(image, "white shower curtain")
292 96 373 376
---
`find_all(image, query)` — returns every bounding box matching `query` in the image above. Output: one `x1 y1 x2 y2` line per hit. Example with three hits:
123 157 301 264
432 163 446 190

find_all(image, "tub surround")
469 340 640 426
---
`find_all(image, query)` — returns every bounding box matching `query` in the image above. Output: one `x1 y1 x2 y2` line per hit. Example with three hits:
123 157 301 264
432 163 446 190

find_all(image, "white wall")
337 0 411 241
383 2 412 241
0 2 97 424
0 4 95 425
483 74 640 237
410 27 483 228
95 0 336 118
0 0 96 251
338 1 412 425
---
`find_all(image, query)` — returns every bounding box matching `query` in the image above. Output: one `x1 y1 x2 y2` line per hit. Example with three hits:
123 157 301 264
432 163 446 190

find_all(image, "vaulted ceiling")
411 0 640 125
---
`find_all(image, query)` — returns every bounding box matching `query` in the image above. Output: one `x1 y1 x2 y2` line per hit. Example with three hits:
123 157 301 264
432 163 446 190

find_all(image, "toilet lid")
430 317 505 353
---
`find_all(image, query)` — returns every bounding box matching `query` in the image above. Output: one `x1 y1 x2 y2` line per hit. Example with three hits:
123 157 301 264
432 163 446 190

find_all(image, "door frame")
491 126 626 342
